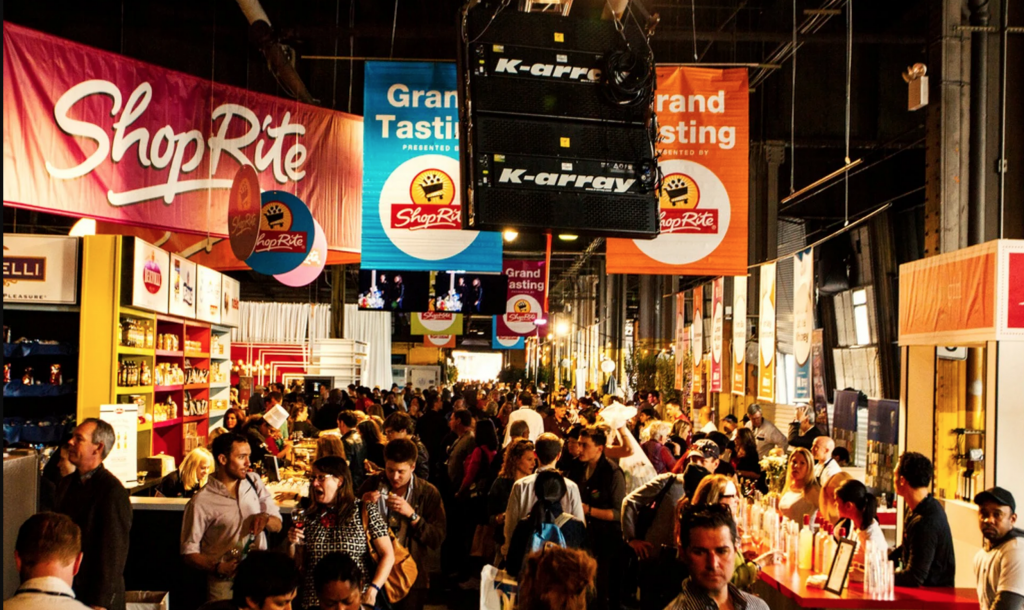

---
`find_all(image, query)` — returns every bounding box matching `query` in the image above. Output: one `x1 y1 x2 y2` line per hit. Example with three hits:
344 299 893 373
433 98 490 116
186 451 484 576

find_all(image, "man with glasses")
182 433 282 602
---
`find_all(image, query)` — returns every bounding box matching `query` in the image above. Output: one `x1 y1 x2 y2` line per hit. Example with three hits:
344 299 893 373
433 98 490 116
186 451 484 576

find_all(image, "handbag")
634 476 676 542
362 503 419 603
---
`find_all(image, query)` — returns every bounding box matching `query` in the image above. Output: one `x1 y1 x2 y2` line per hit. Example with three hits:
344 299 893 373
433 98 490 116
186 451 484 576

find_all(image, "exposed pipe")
998 0 1010 237
968 0 991 245
235 0 318 105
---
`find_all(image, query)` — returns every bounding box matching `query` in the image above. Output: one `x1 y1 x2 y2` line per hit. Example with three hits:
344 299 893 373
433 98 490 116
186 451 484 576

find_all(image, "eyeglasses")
309 474 337 483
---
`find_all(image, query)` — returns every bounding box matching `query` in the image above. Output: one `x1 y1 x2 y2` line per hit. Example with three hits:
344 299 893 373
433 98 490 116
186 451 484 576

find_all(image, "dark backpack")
634 475 677 541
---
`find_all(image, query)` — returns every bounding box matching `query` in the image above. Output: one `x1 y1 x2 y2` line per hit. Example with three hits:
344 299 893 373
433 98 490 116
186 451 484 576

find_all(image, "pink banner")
710 277 724 393
3 23 362 254
496 260 546 337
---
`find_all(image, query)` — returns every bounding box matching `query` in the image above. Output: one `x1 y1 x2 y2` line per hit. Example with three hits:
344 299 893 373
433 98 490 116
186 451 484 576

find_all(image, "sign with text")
195 264 222 324
757 262 777 402
999 242 1024 339
2 234 79 304
123 236 170 314
732 275 747 395
100 403 138 485
220 275 241 328
793 248 814 402
675 292 686 391
169 253 197 318
246 191 315 276
361 61 501 271
811 329 830 434
497 260 545 337
410 312 463 335
710 278 724 393
607 67 748 275
424 334 456 348
3 23 362 255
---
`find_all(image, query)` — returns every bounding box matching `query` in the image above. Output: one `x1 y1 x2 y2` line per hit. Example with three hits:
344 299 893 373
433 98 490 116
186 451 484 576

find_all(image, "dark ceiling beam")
653 31 925 44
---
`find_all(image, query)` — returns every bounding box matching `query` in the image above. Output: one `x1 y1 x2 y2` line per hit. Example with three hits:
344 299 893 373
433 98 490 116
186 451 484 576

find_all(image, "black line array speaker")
457 2 660 238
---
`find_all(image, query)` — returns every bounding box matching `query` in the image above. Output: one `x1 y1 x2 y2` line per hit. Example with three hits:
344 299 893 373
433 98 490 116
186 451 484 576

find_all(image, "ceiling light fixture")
503 229 518 242
68 218 96 237
558 234 578 241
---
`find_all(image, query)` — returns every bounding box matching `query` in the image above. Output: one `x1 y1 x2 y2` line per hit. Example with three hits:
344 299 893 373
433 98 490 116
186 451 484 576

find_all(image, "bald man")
812 436 842 487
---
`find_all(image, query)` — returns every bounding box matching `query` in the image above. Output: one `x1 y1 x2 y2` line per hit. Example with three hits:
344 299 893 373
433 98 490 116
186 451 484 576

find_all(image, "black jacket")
54 464 132 610
890 495 956 587
787 421 824 450
342 430 368 488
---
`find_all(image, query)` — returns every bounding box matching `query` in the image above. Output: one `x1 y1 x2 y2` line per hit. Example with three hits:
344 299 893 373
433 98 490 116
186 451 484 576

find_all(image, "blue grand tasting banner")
361 61 502 271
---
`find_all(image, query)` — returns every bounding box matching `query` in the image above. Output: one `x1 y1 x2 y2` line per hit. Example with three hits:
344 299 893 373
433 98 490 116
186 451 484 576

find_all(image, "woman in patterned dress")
287 456 395 609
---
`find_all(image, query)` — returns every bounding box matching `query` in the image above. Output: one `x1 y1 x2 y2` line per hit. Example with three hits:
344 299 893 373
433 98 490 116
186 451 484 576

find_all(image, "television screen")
432 272 508 315
358 270 431 312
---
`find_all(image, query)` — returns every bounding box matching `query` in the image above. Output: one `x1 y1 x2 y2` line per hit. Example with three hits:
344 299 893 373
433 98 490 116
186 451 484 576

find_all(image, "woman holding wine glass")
287 456 395 609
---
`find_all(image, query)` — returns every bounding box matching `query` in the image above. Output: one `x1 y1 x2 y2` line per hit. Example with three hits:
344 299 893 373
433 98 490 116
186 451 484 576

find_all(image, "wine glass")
291 505 307 546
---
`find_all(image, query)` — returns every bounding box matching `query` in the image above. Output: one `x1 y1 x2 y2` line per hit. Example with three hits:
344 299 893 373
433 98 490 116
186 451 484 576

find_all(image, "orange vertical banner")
757 263 777 402
607 67 749 275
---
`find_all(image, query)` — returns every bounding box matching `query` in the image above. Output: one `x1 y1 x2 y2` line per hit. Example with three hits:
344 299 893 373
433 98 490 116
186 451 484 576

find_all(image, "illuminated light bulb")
503 230 519 242
69 218 96 236
558 234 578 241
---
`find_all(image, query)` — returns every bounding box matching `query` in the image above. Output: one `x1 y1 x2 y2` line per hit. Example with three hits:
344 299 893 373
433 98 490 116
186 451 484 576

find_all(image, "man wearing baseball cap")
671 438 721 475
974 487 1024 610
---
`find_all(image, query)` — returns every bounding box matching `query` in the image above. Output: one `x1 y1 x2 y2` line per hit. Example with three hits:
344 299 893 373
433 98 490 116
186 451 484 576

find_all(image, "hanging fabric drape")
343 304 393 389
233 302 333 343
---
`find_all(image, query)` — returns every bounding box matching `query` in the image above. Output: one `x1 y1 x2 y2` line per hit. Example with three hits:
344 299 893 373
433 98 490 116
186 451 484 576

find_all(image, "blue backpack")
526 513 574 555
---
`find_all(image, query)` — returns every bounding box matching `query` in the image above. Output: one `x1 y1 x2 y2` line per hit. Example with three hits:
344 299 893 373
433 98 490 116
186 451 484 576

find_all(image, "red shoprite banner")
2 23 362 255
496 260 546 337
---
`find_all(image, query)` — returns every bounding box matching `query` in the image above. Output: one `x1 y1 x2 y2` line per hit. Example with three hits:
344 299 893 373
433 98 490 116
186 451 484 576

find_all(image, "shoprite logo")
390 169 460 230
659 173 718 235
44 80 308 207
253 201 308 254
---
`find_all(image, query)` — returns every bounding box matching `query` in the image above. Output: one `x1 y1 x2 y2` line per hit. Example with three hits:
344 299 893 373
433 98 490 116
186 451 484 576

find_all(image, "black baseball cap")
974 487 1016 514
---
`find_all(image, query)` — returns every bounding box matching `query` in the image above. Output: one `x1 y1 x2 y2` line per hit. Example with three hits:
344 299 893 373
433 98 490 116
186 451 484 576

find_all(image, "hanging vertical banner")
811 328 830 434
732 275 747 396
606 67 749 275
492 317 526 350
675 292 686 391
793 248 815 402
757 263 777 402
692 286 704 395
496 260 545 336
361 61 502 272
710 278 725 393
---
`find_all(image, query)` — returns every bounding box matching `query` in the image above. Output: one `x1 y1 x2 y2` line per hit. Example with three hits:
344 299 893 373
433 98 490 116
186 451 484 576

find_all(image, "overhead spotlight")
503 230 519 242
555 321 570 336
558 234 578 241
68 218 96 237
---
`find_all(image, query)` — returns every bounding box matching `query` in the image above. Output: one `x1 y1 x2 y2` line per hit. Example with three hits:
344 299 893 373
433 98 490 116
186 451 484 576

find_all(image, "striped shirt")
663 578 769 610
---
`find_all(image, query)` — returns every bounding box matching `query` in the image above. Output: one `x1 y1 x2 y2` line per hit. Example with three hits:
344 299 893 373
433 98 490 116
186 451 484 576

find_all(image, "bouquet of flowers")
760 448 789 496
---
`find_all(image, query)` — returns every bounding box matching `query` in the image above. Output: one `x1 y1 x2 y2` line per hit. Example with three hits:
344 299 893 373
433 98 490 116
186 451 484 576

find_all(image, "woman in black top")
733 427 767 494
157 447 214 498
569 425 627 610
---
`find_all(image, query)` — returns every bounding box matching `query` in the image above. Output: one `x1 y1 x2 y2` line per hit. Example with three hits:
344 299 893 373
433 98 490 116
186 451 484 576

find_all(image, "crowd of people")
6 381 1024 610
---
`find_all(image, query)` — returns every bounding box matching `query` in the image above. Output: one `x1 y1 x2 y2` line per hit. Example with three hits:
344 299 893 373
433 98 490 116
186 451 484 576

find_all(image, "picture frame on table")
824 538 857 596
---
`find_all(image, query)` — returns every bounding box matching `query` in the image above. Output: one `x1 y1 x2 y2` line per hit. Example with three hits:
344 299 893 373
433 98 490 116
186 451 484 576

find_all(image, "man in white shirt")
5 512 91 610
503 392 544 446
502 433 585 558
974 487 1024 610
744 404 787 458
811 436 843 487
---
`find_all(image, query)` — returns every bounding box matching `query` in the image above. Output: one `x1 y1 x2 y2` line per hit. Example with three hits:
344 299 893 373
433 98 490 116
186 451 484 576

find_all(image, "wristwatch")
410 512 420 523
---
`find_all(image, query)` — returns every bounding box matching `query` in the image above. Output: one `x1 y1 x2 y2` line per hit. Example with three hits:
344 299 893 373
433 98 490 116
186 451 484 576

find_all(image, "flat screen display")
358 270 431 312
432 272 508 315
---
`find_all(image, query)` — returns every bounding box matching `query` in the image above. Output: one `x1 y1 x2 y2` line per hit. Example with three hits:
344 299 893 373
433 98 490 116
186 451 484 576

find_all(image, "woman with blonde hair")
157 447 214 498
778 447 821 523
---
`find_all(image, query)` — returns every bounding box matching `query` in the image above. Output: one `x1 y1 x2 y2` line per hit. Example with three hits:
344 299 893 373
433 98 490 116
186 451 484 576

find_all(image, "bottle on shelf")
798 514 814 570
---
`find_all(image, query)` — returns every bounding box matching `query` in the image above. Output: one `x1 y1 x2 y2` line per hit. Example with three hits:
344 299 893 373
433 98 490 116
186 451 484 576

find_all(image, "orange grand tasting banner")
607 67 748 275
757 263 776 402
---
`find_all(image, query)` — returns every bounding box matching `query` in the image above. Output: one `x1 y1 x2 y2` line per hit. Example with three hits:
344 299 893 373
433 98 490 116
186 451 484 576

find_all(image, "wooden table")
755 562 979 609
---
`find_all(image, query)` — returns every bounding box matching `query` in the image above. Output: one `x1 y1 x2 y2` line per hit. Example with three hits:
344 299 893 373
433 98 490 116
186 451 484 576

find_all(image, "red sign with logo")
496 260 545 337
390 204 462 231
1007 252 1024 329
229 165 262 261
2 23 361 256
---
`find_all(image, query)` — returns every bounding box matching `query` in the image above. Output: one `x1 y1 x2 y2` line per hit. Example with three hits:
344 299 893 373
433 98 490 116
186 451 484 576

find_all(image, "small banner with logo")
606 67 748 275
731 275 747 396
757 263 777 402
410 312 463 336
710 278 725 393
675 292 686 391
793 248 814 403
361 61 502 272
424 334 456 348
492 317 526 350
692 286 704 395
811 329 829 434
496 260 545 336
